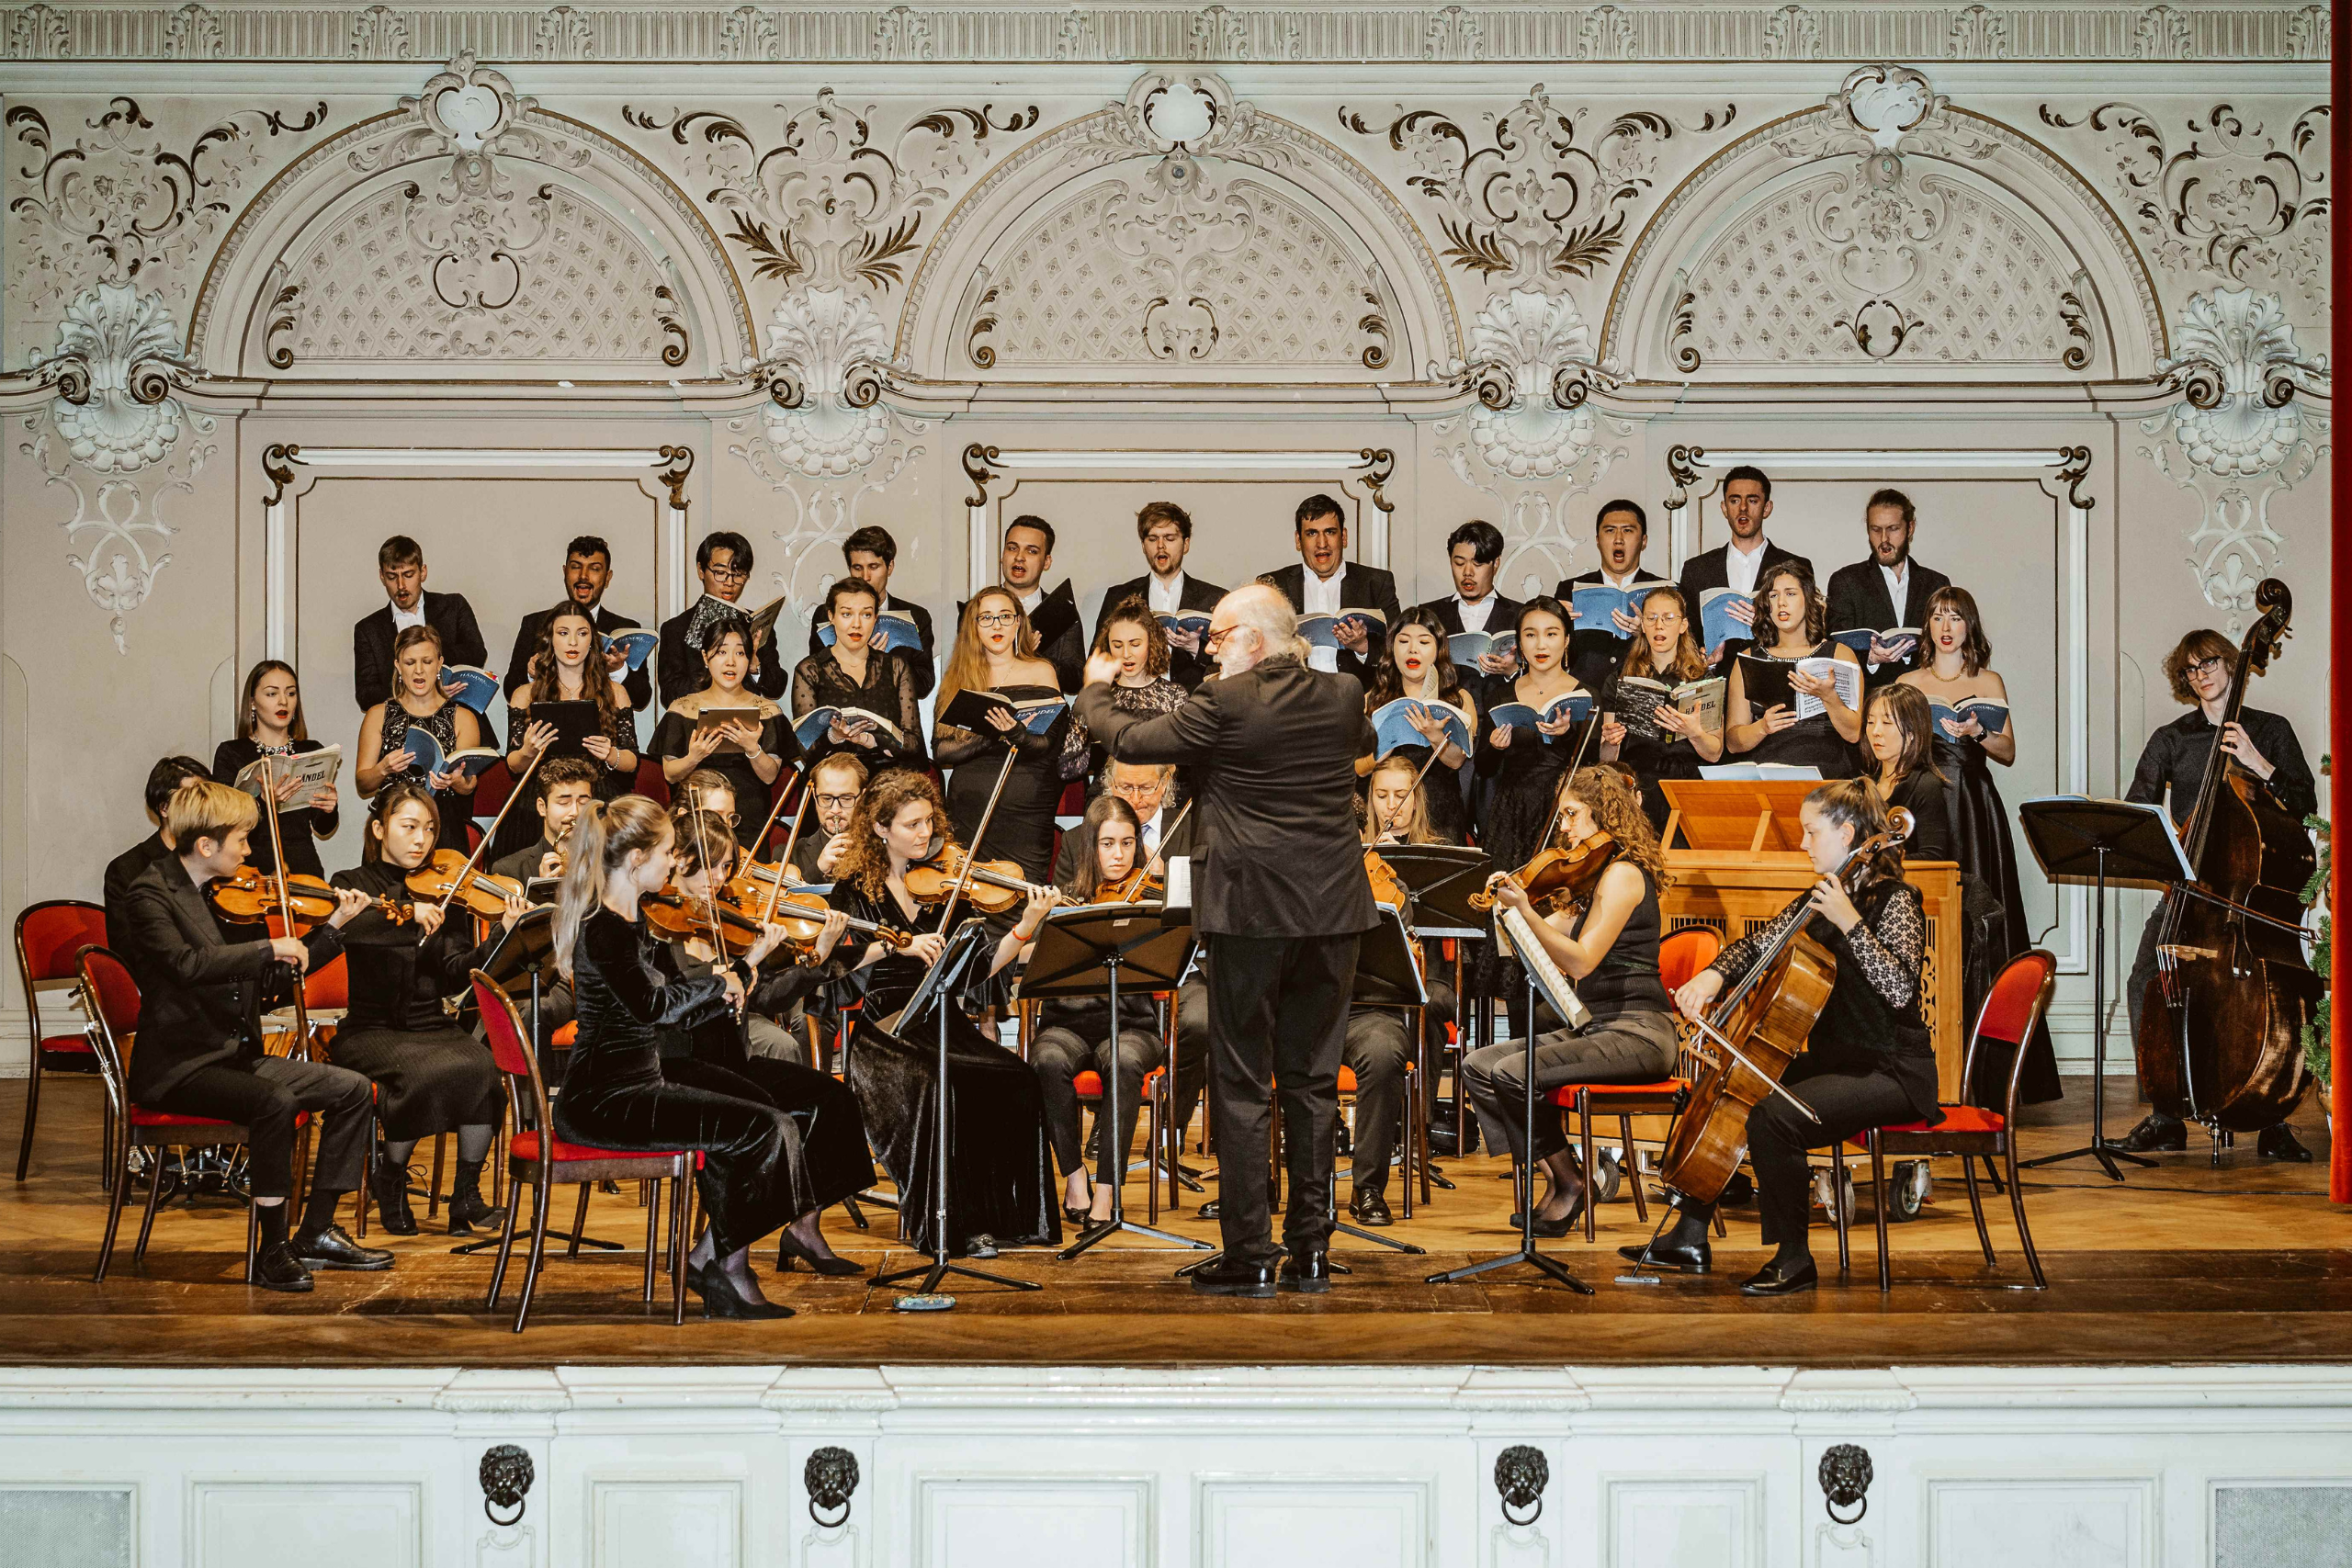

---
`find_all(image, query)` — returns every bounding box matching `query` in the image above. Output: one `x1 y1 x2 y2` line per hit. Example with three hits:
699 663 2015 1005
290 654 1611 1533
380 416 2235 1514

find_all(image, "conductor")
1076 584 1376 1297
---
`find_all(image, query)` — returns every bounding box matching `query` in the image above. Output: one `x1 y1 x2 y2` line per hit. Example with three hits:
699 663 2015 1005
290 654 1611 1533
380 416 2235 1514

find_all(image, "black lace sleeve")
933 710 991 770
1704 893 1807 985
885 651 926 764
1845 881 1925 1014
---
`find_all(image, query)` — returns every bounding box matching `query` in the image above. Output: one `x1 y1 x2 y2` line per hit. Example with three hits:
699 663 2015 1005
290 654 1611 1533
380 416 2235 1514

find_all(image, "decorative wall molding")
0 6 2330 64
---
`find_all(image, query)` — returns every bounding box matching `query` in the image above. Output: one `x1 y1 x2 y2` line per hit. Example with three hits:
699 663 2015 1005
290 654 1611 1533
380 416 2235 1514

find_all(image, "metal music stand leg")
1427 971 1591 1292
1058 948 1211 1259
2020 846 2154 1181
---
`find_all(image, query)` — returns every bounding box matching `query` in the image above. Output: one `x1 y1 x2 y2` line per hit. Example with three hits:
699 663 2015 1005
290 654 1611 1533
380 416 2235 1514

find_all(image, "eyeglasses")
706 562 749 583
975 611 1020 628
1203 625 1238 649
2187 655 2228 677
814 793 860 810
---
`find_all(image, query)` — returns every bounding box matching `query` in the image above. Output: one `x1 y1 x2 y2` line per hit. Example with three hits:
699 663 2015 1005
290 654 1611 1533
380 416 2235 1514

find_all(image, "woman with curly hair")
1724 558 1861 778
1458 765 1679 1236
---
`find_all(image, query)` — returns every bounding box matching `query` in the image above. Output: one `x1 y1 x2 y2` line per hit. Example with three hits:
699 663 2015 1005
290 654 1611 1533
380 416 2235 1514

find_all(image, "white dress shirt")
390 599 425 634
1301 565 1344 671
1018 587 1044 615
1453 592 1498 634
1724 538 1770 600
1879 560 1910 621
1148 572 1185 615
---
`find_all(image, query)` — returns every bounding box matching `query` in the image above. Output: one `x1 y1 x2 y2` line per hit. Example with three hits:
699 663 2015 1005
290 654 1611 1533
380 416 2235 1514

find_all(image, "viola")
404 849 528 920
902 844 1033 915
209 865 405 929
1469 832 1620 913
1363 849 1427 976
1655 808 1913 1206
2135 579 2319 1131
718 871 916 953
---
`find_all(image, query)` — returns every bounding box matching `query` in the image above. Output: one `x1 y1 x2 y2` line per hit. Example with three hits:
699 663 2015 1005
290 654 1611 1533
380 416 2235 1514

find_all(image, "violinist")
104 755 209 954
827 770 1061 1257
1059 598 1185 795
117 779 387 1293
1027 795 1166 1229
1600 586 1724 831
212 660 339 879
933 586 1071 884
1358 607 1479 845
1724 560 1860 777
549 795 816 1319
1460 766 1678 1235
788 753 869 886
328 783 522 1236
1473 596 1589 1021
652 615 795 842
2117 627 2318 1159
655 806 876 1277
1625 779 1936 1295
1361 752 1448 848
356 624 484 853
487 756 601 887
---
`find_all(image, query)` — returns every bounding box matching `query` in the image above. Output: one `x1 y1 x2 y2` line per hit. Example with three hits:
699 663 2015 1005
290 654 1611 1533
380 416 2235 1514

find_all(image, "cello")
2133 579 2318 1132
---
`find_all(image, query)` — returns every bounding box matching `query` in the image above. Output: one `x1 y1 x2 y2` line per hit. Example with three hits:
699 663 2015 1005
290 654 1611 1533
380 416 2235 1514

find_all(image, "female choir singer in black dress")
1472 596 1589 1026
826 769 1061 1257
933 586 1071 886
356 625 484 853
496 603 639 864
790 577 928 776
1724 560 1861 778
1598 587 1724 831
552 793 814 1320
328 783 519 1235
1356 607 1479 846
652 616 795 851
1625 779 1938 1296
1897 585 2057 1106
212 659 339 878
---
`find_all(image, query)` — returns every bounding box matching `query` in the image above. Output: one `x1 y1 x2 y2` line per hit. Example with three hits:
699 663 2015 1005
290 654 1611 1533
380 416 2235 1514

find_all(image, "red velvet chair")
82 948 294 1284
14 899 109 1181
631 757 671 808
1836 948 2058 1292
470 971 693 1332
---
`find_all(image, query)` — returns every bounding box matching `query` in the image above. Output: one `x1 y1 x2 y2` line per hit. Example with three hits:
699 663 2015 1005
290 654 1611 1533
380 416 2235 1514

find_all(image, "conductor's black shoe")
1189 1257 1277 1298
251 1242 314 1293
2258 1123 2314 1162
1738 1256 1818 1296
1617 1237 1711 1274
1279 1250 1333 1294
1348 1185 1392 1226
2116 1112 2187 1152
290 1224 394 1271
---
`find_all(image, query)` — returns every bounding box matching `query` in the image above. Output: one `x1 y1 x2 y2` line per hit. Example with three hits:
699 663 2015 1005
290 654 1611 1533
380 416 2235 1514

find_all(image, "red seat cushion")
130 1107 307 1130
551 1022 579 1047
1856 1105 1999 1145
509 1129 693 1166
35 1032 93 1055
1546 1079 1686 1106
1072 1067 1164 1100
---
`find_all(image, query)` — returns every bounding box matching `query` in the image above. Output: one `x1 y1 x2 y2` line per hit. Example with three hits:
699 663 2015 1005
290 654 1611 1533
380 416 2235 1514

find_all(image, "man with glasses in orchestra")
2116 628 2318 1160
788 753 872 885
660 530 788 708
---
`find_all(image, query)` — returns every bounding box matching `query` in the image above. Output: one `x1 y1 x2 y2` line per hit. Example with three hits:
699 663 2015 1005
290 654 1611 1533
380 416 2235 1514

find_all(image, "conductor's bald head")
1208 583 1302 677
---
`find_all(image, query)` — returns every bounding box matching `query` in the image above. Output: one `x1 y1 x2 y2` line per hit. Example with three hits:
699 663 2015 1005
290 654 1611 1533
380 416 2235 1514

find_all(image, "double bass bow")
2133 579 2320 1132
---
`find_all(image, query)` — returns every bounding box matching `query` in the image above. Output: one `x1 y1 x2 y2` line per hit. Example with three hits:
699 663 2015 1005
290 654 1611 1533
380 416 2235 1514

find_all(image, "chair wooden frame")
1831 948 2058 1292
470 971 692 1333
15 899 110 1183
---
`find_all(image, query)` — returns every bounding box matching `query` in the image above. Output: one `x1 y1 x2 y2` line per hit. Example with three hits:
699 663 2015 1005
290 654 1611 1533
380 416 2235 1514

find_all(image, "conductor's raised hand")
1083 649 1123 688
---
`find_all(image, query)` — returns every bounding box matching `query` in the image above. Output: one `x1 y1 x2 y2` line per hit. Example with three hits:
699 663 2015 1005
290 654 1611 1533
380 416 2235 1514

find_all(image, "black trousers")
1204 930 1360 1265
1172 977 1211 1145
554 1056 798 1257
1744 1055 1920 1248
151 1055 375 1201
1032 1024 1160 1187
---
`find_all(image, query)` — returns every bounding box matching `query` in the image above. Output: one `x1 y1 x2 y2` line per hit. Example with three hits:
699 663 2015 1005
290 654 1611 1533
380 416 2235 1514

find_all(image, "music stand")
1023 901 1212 1259
873 918 1043 1303
2015 796 2191 1181
1428 905 1594 1293
1377 843 1491 1184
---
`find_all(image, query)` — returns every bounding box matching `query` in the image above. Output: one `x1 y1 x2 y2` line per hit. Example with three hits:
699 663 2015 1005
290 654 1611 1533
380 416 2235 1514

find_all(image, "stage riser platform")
2 1366 2346 1568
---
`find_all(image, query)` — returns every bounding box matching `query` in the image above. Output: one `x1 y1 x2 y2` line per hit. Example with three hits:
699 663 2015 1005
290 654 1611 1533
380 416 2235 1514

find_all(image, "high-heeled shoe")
775 1230 867 1278
684 1258 713 1299
1508 1193 1586 1239
702 1264 795 1319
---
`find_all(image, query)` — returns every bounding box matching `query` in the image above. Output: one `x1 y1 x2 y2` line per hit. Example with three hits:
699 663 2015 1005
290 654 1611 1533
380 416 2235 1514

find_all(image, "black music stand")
1023 902 1211 1259
1379 843 1491 1180
1428 906 1594 1293
464 909 620 1255
2015 796 2191 1181
873 918 1042 1305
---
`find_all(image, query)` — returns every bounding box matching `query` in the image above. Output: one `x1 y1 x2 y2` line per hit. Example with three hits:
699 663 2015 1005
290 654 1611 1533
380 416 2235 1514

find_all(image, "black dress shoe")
2116 1112 2187 1152
1616 1236 1711 1274
776 1231 868 1278
2258 1123 2314 1162
1738 1256 1818 1296
1278 1250 1332 1294
1196 1200 1220 1220
702 1266 794 1320
251 1241 314 1293
369 1166 418 1236
446 1188 504 1236
1189 1257 1277 1298
1348 1186 1392 1226
290 1224 394 1271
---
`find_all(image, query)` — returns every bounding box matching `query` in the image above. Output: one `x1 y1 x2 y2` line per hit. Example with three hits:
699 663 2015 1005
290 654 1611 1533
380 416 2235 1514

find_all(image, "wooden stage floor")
2 1075 2346 1370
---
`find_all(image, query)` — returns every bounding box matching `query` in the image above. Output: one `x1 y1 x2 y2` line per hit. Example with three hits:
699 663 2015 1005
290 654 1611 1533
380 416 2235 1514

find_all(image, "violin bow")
434 746 542 917
1121 797 1194 904
759 765 816 927
683 784 737 964
256 757 313 1047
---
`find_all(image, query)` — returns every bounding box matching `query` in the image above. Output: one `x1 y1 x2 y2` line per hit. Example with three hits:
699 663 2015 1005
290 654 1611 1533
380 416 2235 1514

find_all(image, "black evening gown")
650 697 797 849
1599 673 1704 834
212 738 339 878
1935 736 2060 1105
555 906 808 1256
830 880 1059 1253
325 863 504 1138
790 648 929 775
378 700 472 852
936 683 1069 885
1368 689 1480 848
488 698 635 867
1743 711 1857 777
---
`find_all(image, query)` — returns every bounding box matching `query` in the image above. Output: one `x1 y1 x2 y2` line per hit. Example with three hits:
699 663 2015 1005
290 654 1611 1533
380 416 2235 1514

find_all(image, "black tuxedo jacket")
1825 558 1951 686
116 860 344 1103
1674 540 1812 664
806 593 937 701
1260 562 1402 686
354 591 488 711
104 831 177 955
1552 568 1669 690
1076 656 1374 938
1050 800 1200 889
502 602 652 711
1096 571 1227 689
658 600 791 710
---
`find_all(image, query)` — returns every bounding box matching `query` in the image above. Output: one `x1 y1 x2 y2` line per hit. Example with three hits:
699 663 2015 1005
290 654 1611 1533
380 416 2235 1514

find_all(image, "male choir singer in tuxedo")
353 536 487 711
1555 499 1669 691
658 529 790 708
1261 493 1401 686
1095 501 1227 691
1074 584 1376 1298
1674 466 1811 668
500 535 652 712
1824 489 1950 692
1414 519 1522 702
806 525 938 701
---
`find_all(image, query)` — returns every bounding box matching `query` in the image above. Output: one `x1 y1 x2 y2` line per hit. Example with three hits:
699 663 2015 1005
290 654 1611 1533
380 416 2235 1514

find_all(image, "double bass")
2133 579 2318 1132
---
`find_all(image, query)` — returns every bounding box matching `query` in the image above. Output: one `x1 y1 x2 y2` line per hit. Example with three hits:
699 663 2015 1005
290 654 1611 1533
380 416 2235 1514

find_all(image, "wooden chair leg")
486 1173 525 1309
243 1195 261 1284
1868 1136 1892 1293
2005 1142 2046 1289
1831 1144 1851 1280
670 1159 689 1325
641 1176 660 1303
13 1048 41 1181
352 1131 370 1240
512 1169 554 1335
426 1132 447 1220
131 1144 171 1266
565 1182 591 1258
1980 1153 2005 1194
1959 1152 1995 1264
93 1136 136 1282
1146 1086 1161 1227
1578 1091 1599 1243
99 1098 116 1195
1620 1114 1649 1224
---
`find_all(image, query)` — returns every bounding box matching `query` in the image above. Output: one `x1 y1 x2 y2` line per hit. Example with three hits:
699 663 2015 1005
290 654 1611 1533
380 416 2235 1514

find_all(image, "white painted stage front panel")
1194 1475 1435 1568
914 1475 1151 1568
191 1481 422 1568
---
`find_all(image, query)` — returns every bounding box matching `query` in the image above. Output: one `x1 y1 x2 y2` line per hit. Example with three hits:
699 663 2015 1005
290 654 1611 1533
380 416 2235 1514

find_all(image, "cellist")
1623 778 1937 1296
2116 627 2318 1160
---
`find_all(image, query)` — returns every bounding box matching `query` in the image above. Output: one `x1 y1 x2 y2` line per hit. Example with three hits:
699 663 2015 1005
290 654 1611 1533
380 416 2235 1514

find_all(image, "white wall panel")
1194 1477 1433 1568
588 1481 741 1568
193 1482 421 1568
1605 1477 1764 1568
1926 1478 2154 1568
915 1476 1151 1568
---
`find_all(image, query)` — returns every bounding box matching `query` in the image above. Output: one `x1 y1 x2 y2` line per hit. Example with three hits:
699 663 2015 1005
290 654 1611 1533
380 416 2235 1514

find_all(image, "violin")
1362 849 1427 976
404 849 528 919
2135 579 2319 1131
209 865 406 928
718 870 916 953
1655 808 1913 1207
1094 864 1165 905
1469 832 1620 914
643 886 774 958
901 844 1034 915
